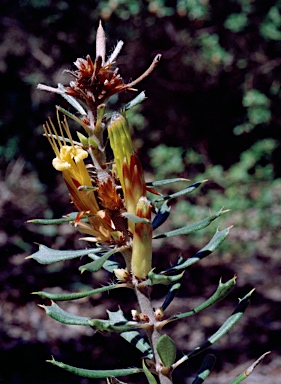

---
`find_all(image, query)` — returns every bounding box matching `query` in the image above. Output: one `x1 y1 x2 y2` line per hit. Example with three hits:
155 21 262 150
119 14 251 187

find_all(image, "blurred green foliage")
260 4 281 41
234 89 272 134
149 138 281 256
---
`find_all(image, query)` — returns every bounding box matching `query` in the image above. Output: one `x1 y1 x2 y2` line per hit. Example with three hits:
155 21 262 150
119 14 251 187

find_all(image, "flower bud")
108 113 146 233
113 268 130 282
108 112 133 188
131 197 152 279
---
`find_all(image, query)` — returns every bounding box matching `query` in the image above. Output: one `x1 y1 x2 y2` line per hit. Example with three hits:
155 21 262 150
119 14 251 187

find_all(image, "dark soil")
1 222 280 384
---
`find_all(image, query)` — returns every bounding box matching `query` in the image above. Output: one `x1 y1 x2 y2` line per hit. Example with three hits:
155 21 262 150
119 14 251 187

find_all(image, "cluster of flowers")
39 21 161 280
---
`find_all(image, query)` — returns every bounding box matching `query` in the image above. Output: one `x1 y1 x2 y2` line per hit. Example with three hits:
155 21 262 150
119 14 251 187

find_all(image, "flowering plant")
28 22 269 384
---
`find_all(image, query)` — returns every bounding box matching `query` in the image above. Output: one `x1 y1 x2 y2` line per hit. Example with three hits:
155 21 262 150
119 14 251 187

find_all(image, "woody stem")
134 280 173 384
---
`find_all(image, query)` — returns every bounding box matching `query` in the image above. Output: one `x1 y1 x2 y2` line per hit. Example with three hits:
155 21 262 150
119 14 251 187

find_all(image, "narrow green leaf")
166 227 231 272
124 91 147 110
161 256 185 310
161 281 183 311
165 277 236 324
156 335 177 367
142 360 158 384
79 248 120 273
152 201 171 230
187 290 254 359
88 252 121 273
228 352 270 384
48 357 142 378
41 302 140 332
26 245 103 264
191 354 216 384
153 181 205 202
34 283 125 301
27 212 89 225
122 212 151 224
27 216 76 225
153 209 228 239
147 270 184 286
57 105 90 131
172 290 254 370
146 178 188 187
40 301 90 326
121 331 153 359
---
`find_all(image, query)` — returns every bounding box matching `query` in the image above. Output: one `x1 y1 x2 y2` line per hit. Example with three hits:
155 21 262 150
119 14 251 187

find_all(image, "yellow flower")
44 115 99 213
44 113 115 244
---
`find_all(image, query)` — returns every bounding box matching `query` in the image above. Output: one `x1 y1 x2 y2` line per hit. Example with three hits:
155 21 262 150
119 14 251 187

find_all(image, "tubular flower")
44 116 99 213
108 112 146 219
44 114 115 244
131 197 152 279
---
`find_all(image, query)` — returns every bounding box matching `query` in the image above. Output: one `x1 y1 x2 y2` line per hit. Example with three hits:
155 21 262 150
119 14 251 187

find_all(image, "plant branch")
134 280 173 384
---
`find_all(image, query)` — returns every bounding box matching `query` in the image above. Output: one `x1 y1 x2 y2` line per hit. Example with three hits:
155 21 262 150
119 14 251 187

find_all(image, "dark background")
1 1 281 383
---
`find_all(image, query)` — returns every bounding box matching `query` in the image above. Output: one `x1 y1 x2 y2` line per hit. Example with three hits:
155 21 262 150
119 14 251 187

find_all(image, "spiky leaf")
34 283 126 301
79 248 120 273
48 357 142 378
26 245 103 264
40 301 90 326
147 270 184 286
162 277 236 326
153 181 205 202
88 252 121 273
153 208 228 239
166 227 231 272
178 290 254 364
41 302 140 333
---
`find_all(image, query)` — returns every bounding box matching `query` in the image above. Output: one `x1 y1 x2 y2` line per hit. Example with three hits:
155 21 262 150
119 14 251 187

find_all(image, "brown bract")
65 55 128 110
37 21 161 124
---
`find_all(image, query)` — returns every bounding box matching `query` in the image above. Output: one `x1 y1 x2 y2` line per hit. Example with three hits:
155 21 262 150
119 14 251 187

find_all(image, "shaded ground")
1 190 281 384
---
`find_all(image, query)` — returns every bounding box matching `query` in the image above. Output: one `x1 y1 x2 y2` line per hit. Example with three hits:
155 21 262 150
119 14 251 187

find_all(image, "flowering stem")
134 281 173 384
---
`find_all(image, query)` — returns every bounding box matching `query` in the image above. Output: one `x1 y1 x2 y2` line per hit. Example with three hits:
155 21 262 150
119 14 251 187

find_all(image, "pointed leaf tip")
142 360 158 384
47 358 142 378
